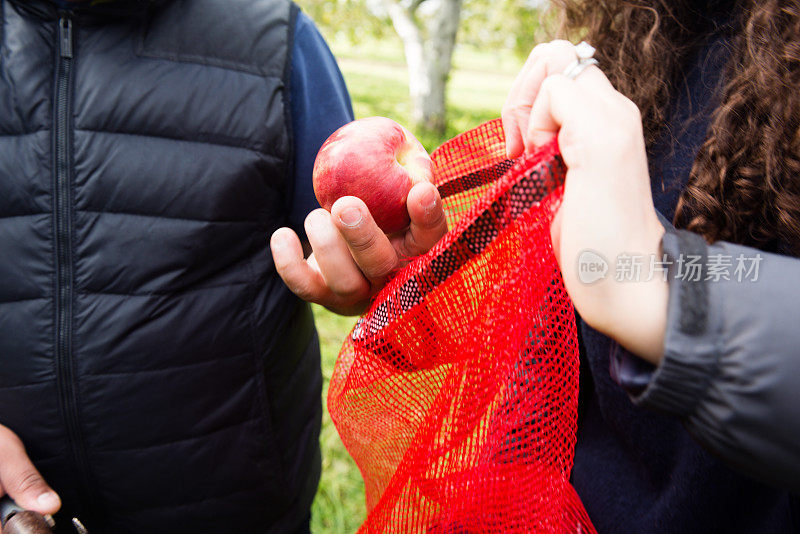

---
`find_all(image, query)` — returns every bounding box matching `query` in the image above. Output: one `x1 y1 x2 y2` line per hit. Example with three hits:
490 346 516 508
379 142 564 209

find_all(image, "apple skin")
313 117 434 234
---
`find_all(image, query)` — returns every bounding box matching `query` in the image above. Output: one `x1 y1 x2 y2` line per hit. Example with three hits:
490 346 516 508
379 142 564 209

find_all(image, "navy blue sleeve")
610 344 656 395
287 12 354 235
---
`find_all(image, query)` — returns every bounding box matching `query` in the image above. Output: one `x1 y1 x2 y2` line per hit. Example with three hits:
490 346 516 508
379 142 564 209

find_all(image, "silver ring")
563 41 599 80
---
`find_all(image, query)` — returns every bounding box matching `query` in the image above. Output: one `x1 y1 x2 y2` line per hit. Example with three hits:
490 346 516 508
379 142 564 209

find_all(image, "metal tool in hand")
0 496 88 534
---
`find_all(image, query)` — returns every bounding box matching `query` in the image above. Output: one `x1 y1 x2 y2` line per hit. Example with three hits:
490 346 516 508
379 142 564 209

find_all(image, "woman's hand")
271 182 448 316
503 41 668 364
503 40 584 158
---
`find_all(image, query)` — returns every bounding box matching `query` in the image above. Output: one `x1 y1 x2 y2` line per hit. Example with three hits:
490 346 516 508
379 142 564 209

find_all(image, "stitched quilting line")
0 212 49 221
82 349 254 378
135 45 285 79
123 483 270 515
0 210 268 225
0 129 50 140
75 127 283 156
0 379 55 390
75 209 267 225
0 296 48 305
1 281 256 303
75 278 254 298
0 123 273 152
95 414 262 455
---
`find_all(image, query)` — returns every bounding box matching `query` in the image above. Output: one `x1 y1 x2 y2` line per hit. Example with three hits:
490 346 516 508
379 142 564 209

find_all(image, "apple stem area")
396 150 409 167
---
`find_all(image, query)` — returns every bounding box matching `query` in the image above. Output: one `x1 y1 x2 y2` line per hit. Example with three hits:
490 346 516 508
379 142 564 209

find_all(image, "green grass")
311 305 362 533
309 38 523 534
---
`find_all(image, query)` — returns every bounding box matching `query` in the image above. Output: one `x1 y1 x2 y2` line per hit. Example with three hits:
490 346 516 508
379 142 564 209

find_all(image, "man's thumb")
0 429 60 515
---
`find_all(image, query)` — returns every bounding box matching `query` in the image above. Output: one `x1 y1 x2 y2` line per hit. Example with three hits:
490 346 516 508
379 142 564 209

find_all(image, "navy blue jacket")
0 1 351 532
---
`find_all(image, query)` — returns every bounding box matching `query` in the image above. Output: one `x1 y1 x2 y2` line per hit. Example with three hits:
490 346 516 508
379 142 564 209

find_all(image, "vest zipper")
54 12 92 511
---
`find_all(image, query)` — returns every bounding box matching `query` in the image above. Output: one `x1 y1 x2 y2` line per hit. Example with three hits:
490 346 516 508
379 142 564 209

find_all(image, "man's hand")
271 182 448 315
0 424 61 529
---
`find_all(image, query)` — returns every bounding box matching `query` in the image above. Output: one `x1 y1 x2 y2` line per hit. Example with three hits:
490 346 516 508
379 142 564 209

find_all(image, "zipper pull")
59 15 73 59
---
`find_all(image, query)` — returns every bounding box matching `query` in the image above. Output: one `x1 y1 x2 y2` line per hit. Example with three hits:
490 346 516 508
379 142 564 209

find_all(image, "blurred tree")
382 0 463 135
296 0 554 135
296 0 464 135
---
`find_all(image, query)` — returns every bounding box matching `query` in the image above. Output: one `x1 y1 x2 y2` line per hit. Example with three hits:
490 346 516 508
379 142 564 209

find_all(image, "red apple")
313 116 434 234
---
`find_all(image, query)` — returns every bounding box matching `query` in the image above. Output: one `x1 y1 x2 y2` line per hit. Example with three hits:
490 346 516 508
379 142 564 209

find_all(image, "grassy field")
309 37 525 533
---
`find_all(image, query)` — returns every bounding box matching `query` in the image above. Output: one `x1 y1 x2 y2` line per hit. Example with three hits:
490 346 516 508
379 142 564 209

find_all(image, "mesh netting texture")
327 119 596 533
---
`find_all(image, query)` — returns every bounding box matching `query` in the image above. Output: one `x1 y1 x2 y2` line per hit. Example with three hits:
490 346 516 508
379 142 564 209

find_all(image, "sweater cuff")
629 230 722 418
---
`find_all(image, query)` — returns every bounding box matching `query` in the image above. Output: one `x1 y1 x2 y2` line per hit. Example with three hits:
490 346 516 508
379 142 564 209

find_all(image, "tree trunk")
385 0 463 134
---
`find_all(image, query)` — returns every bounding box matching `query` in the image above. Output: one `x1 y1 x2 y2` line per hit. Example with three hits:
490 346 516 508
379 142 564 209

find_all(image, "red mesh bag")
327 119 595 533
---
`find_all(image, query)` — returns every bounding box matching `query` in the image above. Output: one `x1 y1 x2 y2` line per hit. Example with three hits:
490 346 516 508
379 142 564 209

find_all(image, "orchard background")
292 1 554 531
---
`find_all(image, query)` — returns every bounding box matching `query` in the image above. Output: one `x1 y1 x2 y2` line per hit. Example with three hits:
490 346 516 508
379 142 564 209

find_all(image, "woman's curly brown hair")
552 0 800 254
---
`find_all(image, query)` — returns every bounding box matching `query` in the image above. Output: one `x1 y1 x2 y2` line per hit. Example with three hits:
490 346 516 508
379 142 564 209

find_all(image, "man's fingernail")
271 233 287 250
339 207 362 227
37 491 60 509
421 188 437 211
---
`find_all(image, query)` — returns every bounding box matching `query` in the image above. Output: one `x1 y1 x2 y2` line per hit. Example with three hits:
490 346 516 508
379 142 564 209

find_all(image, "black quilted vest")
0 1 322 532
